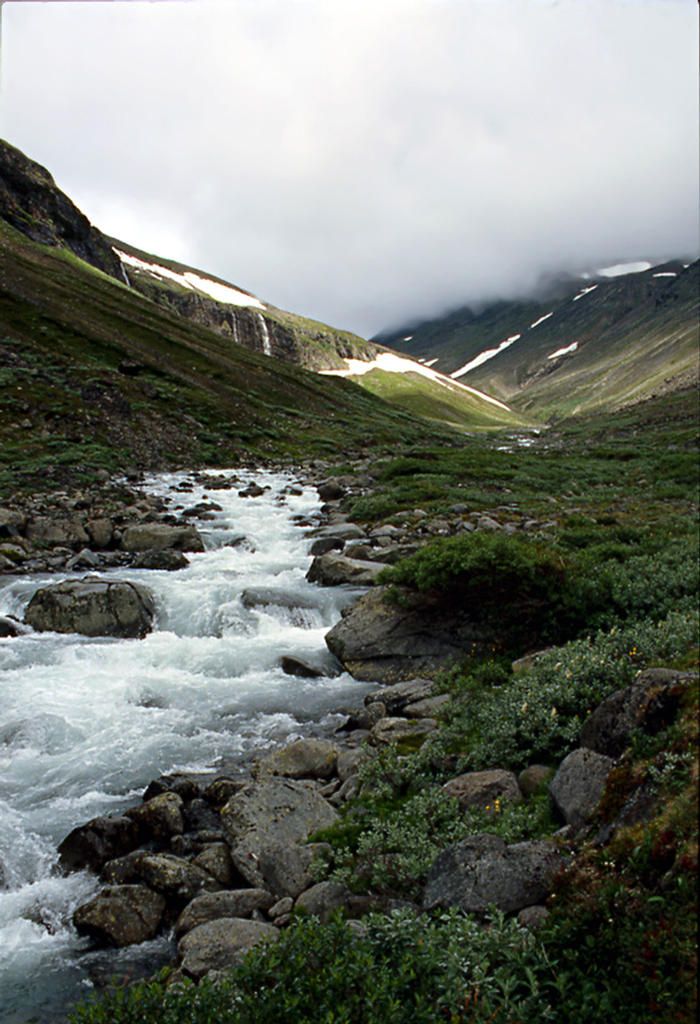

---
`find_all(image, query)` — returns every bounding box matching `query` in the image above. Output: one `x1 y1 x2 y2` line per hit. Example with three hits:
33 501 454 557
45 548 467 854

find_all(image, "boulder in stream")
120 523 204 553
307 553 388 587
24 577 155 637
58 814 142 872
73 885 166 947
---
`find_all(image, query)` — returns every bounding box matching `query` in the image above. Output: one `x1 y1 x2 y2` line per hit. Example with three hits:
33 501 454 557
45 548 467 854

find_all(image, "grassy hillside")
0 219 442 495
338 365 535 431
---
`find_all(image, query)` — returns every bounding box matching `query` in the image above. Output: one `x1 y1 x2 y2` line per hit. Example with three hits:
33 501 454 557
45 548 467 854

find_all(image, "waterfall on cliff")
257 313 272 356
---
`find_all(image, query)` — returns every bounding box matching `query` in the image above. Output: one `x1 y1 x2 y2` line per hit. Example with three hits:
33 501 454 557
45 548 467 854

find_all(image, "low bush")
446 608 699 771
380 533 585 651
69 910 563 1024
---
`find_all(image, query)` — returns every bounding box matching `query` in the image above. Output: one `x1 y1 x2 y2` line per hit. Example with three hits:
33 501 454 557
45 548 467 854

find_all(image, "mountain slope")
0 214 443 494
319 352 534 430
110 237 379 371
0 138 523 436
377 261 699 419
0 138 378 373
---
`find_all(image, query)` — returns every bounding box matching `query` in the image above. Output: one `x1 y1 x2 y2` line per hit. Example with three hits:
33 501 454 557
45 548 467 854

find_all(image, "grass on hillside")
0 219 445 494
343 367 535 430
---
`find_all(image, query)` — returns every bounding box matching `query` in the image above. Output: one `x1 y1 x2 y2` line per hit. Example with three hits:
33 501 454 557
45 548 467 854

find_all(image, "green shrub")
69 910 561 1024
380 533 584 651
447 608 699 771
323 787 556 896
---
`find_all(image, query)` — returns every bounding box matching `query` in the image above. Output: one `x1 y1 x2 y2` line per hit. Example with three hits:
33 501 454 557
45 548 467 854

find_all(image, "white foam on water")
0 468 374 1021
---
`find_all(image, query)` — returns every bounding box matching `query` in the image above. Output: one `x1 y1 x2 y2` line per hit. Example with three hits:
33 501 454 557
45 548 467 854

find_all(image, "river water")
0 469 373 1023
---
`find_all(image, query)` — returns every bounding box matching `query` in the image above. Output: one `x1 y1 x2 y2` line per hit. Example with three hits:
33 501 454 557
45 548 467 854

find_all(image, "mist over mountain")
3 0 697 337
375 258 699 419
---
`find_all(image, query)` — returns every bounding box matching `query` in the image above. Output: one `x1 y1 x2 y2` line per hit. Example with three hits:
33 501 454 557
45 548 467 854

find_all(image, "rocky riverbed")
1 463 695 1021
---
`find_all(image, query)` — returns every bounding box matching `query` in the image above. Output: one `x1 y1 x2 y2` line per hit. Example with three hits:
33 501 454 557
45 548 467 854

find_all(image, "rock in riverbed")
23 577 155 637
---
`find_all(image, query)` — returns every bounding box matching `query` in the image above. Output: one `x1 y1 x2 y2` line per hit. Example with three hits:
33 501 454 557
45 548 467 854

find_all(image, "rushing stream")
0 469 373 1023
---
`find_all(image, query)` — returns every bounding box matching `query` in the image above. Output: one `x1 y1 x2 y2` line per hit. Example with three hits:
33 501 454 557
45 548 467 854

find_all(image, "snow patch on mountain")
451 335 521 379
573 285 598 301
114 249 265 309
597 261 652 278
529 312 554 329
320 352 513 411
548 342 578 360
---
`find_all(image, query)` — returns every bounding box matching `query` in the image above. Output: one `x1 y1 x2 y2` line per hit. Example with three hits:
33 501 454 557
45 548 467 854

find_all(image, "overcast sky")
1 0 697 336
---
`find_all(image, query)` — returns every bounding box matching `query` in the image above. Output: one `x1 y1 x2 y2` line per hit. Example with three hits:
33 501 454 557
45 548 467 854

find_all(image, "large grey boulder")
442 770 522 813
257 841 327 899
316 480 346 501
102 852 222 906
24 578 154 638
25 516 89 550
58 814 141 872
73 885 165 947
423 833 565 914
307 553 388 587
549 748 614 827
85 518 114 549
178 918 279 980
120 523 204 553
192 843 236 887
367 677 436 713
0 507 26 538
221 778 338 888
369 716 437 746
125 792 184 841
404 694 451 718
241 587 318 612
580 668 694 758
518 765 555 797
174 889 275 938
294 880 352 922
312 522 367 541
254 739 338 780
325 587 484 683
336 747 370 782
241 588 322 628
132 549 189 571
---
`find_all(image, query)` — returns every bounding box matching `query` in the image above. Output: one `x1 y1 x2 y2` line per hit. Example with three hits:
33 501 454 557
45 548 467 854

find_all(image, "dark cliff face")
125 272 377 370
0 139 124 280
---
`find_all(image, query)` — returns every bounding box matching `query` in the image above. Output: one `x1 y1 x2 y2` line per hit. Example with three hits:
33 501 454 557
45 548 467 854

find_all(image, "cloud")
2 0 698 336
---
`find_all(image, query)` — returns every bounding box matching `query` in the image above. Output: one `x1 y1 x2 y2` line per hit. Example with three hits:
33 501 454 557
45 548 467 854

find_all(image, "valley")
0 136 697 1024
